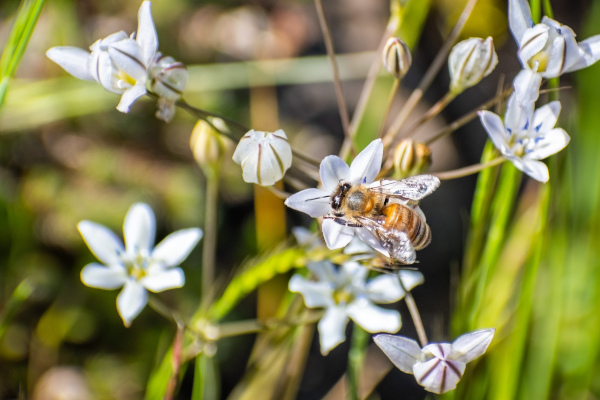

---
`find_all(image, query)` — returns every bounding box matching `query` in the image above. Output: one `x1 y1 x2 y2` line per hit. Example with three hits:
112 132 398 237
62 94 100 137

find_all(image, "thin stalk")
202 175 218 297
382 0 480 145
164 323 185 400
400 91 456 141
265 185 291 199
434 157 506 180
176 98 249 135
397 275 428 346
148 296 184 326
347 326 370 400
314 0 351 143
216 310 324 339
378 78 401 138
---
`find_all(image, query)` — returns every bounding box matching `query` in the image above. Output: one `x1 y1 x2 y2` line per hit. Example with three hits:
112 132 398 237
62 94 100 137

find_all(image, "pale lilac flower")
290 261 424 355
78 203 202 326
232 129 292 186
479 92 570 183
374 329 495 394
509 0 600 78
448 37 498 94
46 2 158 113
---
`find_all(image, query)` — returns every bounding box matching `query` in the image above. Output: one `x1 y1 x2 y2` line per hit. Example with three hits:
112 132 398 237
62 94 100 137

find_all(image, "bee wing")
369 175 440 202
357 216 417 264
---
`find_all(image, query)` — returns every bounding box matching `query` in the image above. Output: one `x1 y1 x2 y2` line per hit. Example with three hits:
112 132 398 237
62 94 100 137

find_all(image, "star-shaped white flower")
78 203 202 326
479 92 570 183
232 129 293 186
374 329 495 394
509 0 600 78
285 139 385 250
289 260 424 355
46 1 158 113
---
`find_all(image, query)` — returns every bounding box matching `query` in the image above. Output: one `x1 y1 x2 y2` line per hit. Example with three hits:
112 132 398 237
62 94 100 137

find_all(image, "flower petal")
123 203 156 258
318 305 349 355
452 328 495 364
532 101 560 134
284 188 331 218
46 47 94 81
508 0 534 44
322 219 354 249
320 155 350 192
116 82 147 113
413 355 466 394
78 221 125 265
517 24 549 68
478 111 510 156
142 267 185 292
306 261 337 284
566 35 600 72
355 227 390 258
136 1 158 66
514 158 549 182
366 270 424 303
116 280 148 327
527 128 570 160
348 139 383 184
107 39 146 79
542 35 567 78
373 334 421 374
346 298 401 333
80 263 127 289
513 69 542 107
90 50 121 93
232 130 258 165
289 274 333 308
152 228 202 267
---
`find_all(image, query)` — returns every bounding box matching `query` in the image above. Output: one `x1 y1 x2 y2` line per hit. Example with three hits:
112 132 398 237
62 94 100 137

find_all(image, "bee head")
331 182 352 211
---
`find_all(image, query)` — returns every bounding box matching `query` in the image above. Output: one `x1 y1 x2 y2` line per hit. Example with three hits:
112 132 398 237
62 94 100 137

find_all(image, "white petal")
518 25 549 67
284 188 331 218
347 298 401 333
508 0 534 44
349 139 383 184
320 155 350 192
452 328 495 363
136 1 158 66
343 235 375 257
116 82 147 113
517 159 550 182
355 227 390 258
543 17 581 75
513 69 542 107
152 228 202 267
123 203 156 258
91 50 121 93
107 39 146 79
232 130 258 165
542 35 567 78
532 101 560 134
318 305 349 355
566 35 600 72
80 262 127 289
413 355 466 394
78 221 125 265
307 261 337 284
478 111 510 156
142 267 185 292
527 128 570 160
116 280 148 327
46 47 94 81
267 130 293 170
322 219 354 249
289 275 333 308
292 227 320 247
373 334 421 374
365 274 405 303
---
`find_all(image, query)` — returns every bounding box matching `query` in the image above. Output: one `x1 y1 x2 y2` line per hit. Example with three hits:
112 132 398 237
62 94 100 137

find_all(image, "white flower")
374 329 495 394
512 68 543 108
232 129 292 186
46 1 158 113
78 203 202 326
509 0 600 78
479 92 570 183
290 261 424 355
448 37 498 94
148 53 188 122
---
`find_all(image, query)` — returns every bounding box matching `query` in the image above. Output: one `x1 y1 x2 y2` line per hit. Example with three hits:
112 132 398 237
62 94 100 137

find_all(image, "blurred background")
0 0 598 399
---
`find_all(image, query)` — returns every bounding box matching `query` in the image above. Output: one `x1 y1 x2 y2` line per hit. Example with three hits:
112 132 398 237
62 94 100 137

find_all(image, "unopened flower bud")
190 118 233 176
232 129 292 186
449 37 498 94
393 139 432 179
148 53 187 122
383 37 412 79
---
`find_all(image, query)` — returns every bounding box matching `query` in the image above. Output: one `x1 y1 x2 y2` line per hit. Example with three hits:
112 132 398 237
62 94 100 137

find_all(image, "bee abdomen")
404 207 431 250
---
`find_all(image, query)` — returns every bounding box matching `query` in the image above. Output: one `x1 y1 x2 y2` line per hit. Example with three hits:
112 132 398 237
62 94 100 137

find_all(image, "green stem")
347 325 370 400
397 274 428 346
202 175 219 297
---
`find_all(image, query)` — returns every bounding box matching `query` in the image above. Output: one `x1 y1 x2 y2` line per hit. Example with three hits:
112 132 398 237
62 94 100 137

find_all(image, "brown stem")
397 275 428 347
434 157 506 180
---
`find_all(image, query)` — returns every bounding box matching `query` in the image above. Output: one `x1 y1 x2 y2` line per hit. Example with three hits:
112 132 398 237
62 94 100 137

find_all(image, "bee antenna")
306 195 330 201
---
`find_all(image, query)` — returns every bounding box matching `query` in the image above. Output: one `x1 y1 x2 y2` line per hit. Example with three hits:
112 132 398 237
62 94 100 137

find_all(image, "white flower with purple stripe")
78 203 202 327
374 329 495 394
478 92 570 183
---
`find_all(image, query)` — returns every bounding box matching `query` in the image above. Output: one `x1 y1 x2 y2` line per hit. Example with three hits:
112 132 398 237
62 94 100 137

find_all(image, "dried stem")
401 91 456 139
164 323 185 400
434 157 506 180
382 0 480 147
397 275 428 347
314 0 351 143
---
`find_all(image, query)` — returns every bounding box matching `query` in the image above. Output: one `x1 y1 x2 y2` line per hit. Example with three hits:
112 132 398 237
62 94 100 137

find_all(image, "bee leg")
326 216 362 227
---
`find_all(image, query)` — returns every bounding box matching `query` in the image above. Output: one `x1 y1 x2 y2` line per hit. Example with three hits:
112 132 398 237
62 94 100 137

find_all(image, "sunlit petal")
348 139 383 184
318 305 348 355
452 328 496 364
116 280 148 327
289 275 333 308
152 228 202 267
123 203 156 258
284 188 331 218
46 47 94 81
373 334 421 374
142 267 185 292
116 83 147 113
320 155 350 192
347 298 401 333
322 219 354 249
80 263 127 289
478 111 510 156
78 221 125 266
508 0 534 44
136 1 158 66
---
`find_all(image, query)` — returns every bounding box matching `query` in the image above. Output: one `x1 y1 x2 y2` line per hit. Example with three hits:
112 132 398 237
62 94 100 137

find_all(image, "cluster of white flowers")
46 2 186 122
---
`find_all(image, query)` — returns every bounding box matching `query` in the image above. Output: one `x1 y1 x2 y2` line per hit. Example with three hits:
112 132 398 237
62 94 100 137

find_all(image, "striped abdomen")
381 203 431 250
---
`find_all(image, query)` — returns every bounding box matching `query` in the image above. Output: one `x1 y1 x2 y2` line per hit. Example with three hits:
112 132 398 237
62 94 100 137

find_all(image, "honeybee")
325 174 440 265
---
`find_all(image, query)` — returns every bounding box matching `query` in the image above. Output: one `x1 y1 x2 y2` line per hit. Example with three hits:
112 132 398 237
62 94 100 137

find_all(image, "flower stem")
314 0 351 148
397 275 428 347
216 310 324 339
378 78 401 138
347 325 370 400
164 322 185 400
202 174 218 297
434 157 506 180
403 91 456 138
382 0 479 146
176 98 249 135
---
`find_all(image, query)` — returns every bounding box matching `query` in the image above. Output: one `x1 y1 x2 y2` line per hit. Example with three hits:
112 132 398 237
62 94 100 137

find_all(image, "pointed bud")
190 118 233 177
393 139 432 179
383 37 412 79
148 53 188 122
448 37 498 94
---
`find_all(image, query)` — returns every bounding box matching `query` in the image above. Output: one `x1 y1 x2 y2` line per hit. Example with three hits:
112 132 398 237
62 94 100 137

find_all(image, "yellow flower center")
118 70 137 87
333 288 354 305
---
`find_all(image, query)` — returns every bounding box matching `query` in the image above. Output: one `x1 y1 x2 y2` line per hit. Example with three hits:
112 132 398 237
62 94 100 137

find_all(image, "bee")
325 174 440 265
